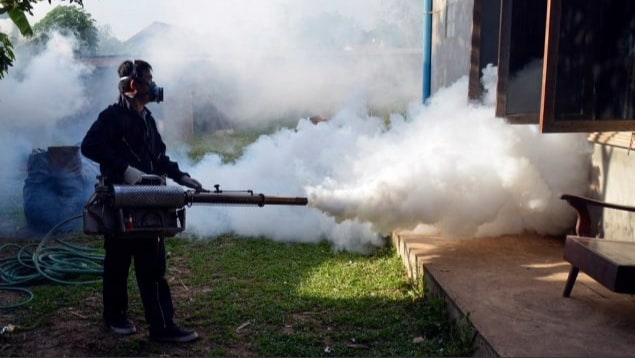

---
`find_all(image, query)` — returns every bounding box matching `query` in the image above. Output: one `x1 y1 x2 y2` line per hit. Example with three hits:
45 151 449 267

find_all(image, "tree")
0 0 83 79
32 5 98 56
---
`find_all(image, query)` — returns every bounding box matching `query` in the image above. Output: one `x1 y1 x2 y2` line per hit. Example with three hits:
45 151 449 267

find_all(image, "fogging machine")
83 175 308 238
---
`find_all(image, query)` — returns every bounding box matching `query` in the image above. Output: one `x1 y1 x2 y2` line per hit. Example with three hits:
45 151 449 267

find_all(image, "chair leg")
563 266 580 297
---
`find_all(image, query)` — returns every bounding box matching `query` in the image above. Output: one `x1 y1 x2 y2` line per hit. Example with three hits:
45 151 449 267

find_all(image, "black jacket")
81 96 187 184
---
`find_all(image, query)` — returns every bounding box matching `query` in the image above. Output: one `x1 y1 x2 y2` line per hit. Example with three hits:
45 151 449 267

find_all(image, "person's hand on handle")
179 175 203 191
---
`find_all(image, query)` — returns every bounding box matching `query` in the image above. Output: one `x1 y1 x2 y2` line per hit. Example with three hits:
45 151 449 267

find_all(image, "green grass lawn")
1 234 474 356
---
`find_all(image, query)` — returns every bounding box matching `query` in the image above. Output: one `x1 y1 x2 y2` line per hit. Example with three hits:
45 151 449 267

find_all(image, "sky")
0 1 592 253
30 0 160 40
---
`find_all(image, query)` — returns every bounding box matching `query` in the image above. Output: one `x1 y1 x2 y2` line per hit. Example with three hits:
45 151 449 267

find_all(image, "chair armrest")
560 194 635 236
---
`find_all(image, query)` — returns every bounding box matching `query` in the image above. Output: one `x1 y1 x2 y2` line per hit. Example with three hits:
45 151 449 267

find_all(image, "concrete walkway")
392 232 635 357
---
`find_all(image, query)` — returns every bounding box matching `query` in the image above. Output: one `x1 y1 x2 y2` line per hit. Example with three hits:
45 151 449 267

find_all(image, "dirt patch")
1 290 229 357
0 257 237 357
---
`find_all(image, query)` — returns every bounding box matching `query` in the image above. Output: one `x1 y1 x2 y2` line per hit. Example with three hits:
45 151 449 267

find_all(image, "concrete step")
392 232 635 357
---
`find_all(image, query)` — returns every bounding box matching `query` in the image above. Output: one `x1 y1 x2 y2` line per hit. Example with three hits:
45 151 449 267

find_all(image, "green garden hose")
0 214 104 309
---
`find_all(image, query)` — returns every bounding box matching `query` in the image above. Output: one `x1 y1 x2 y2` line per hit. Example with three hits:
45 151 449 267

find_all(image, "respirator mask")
146 80 164 103
135 78 163 103
119 77 164 103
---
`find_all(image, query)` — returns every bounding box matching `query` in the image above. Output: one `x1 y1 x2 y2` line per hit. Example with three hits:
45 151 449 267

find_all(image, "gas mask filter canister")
148 81 164 103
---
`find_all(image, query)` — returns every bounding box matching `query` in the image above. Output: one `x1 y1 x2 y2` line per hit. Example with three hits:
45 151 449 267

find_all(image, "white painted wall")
431 0 474 92
589 144 635 241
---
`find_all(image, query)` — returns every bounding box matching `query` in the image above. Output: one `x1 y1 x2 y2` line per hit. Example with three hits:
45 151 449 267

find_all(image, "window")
468 0 501 101
540 0 635 132
495 0 547 124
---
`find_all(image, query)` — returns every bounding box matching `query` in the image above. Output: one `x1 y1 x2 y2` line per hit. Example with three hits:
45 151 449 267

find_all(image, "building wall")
431 0 474 92
590 143 635 242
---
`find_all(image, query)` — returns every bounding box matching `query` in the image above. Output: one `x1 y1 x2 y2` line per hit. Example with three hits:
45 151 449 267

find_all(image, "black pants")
102 235 174 330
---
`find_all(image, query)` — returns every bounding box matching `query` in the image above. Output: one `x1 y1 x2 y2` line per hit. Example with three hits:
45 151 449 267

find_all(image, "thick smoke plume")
185 69 591 252
0 3 591 253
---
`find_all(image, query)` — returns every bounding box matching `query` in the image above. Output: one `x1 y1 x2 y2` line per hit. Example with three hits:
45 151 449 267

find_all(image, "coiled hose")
0 214 104 309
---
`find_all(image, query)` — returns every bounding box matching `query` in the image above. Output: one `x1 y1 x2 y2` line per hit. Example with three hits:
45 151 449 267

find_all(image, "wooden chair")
560 194 635 297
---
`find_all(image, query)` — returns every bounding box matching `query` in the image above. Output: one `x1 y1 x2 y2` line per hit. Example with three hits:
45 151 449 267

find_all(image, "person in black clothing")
81 59 202 343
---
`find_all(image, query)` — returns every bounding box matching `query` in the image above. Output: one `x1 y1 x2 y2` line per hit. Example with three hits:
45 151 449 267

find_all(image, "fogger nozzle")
110 184 308 208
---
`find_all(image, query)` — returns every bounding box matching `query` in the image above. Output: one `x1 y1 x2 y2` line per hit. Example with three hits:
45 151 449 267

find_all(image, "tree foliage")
32 5 98 56
0 0 83 79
